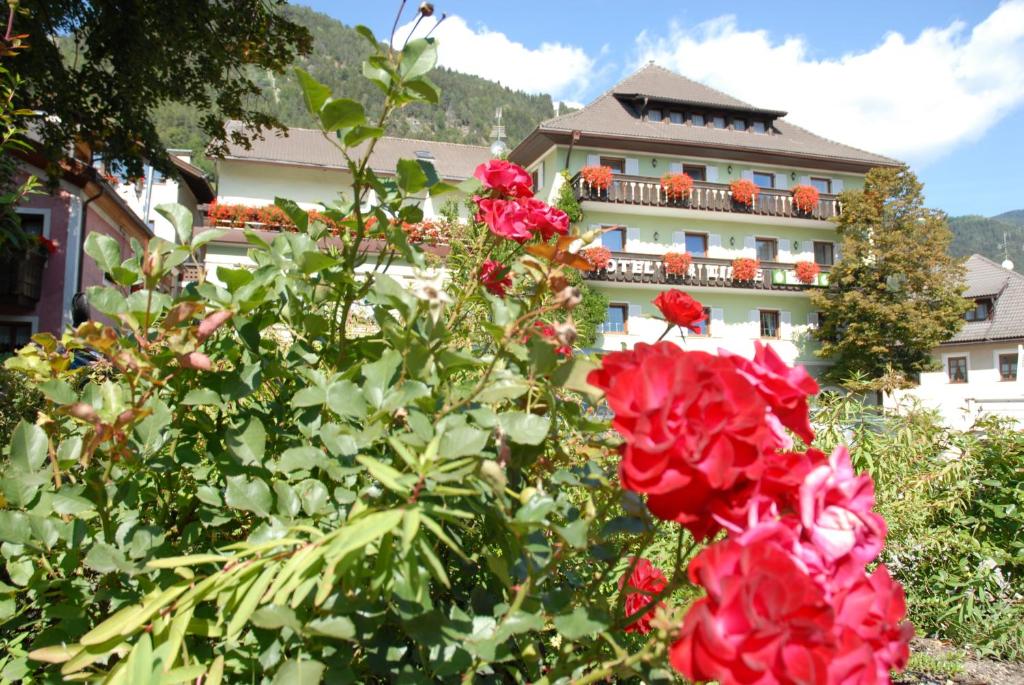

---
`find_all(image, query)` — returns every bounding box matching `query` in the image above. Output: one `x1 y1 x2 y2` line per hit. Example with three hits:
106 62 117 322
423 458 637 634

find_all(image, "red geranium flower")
660 172 693 200
580 165 613 190
730 178 759 207
474 159 533 198
795 260 821 285
478 259 513 297
653 290 706 333
792 184 821 214
663 251 691 276
731 257 759 282
582 246 612 270
619 558 668 634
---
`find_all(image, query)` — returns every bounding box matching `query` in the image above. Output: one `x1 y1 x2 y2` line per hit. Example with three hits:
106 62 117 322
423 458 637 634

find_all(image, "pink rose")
618 558 668 634
520 197 569 239
473 159 533 198
478 259 513 297
475 198 533 242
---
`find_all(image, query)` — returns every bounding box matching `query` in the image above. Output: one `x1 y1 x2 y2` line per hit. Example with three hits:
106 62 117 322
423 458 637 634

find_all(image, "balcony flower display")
792 184 820 214
663 251 692 276
795 260 821 284
580 164 613 190
732 257 760 281
729 178 759 207
401 219 451 245
257 204 292 230
582 245 612 270
660 172 694 201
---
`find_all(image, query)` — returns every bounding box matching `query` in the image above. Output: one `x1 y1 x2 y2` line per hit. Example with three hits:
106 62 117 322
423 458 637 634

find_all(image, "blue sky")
306 1 1024 217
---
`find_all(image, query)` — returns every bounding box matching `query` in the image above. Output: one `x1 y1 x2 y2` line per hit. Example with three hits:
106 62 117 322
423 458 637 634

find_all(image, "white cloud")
633 1 1024 164
394 15 595 102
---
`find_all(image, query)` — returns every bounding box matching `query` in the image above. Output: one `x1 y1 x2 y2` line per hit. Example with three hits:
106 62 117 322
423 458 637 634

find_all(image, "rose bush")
0 14 910 685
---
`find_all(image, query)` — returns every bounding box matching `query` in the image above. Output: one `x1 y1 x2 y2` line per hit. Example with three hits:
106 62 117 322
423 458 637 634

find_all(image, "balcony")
584 252 830 292
571 173 841 221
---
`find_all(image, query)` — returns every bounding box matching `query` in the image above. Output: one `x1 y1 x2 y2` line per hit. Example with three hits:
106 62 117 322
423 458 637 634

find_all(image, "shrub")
731 256 759 281
663 251 692 276
792 184 820 213
0 366 43 446
729 178 759 206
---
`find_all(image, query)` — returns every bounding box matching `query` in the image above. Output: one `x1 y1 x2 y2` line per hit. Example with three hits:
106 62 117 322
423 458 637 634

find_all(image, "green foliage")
0 30 41 252
948 212 1024 273
16 0 313 175
553 170 582 225
811 166 971 387
149 5 556 168
551 170 605 348
0 29 687 684
0 367 42 447
813 394 1024 659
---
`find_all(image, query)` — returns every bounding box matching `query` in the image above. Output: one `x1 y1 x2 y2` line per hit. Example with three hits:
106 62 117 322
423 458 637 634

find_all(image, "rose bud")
555 286 582 311
553 321 577 347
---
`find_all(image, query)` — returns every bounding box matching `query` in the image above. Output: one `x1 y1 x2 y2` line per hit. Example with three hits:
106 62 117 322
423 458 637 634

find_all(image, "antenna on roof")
1000 231 1015 271
489 107 507 157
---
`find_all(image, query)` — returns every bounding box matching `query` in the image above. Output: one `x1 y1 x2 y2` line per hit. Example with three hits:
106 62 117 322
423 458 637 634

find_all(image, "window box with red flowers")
582 245 612 271
660 172 693 203
794 260 820 285
731 257 760 282
663 251 692 277
791 185 820 215
729 179 759 209
580 165 613 192
0 235 57 308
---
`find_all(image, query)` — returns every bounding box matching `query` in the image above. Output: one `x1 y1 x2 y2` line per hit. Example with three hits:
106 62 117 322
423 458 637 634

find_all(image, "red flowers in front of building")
660 172 694 200
663 251 692 276
731 257 759 281
796 260 821 284
652 289 706 333
478 259 513 297
587 340 912 684
580 165 613 190
37 236 58 255
730 178 759 206
581 245 611 270
472 160 569 243
792 184 821 214
619 558 668 634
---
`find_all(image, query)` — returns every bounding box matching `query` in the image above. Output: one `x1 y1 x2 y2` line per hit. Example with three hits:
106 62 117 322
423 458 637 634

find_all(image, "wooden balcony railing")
584 252 830 291
571 173 841 220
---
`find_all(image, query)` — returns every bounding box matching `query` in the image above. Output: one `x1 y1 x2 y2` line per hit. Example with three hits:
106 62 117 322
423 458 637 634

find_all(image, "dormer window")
690 113 705 126
733 118 747 131
669 111 684 124
752 121 767 134
965 298 993 322
648 108 663 122
712 115 727 129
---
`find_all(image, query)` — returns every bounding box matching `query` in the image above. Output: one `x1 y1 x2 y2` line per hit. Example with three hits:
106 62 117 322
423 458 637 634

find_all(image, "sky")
306 1 1024 217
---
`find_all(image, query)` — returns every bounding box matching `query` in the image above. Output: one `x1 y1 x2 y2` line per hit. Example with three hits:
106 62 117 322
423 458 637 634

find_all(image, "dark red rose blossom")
473 159 533 198
38 236 58 255
618 558 668 634
520 197 569 240
478 259 513 297
475 198 533 242
652 290 706 333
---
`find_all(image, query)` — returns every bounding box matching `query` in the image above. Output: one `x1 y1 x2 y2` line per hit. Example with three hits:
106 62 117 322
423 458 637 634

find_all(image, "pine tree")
811 166 969 389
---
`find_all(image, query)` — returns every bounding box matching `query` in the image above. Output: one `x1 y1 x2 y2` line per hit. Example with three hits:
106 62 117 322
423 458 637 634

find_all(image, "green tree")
811 166 969 388
14 0 312 174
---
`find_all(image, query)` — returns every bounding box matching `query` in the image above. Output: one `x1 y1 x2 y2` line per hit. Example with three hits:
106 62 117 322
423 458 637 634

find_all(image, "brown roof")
512 64 900 171
216 121 490 181
170 155 215 204
946 254 1024 344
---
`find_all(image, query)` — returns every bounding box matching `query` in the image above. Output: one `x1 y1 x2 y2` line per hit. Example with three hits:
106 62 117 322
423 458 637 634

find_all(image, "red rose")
725 341 819 444
670 537 835 685
478 259 513 297
652 290 706 333
474 159 533 198
475 198 533 242
618 558 668 634
521 197 569 240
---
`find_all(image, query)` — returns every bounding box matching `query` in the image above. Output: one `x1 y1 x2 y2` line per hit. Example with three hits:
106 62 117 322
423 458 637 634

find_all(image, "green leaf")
278 446 323 473
217 266 253 292
155 203 193 244
476 378 529 403
38 379 76 404
295 68 331 116
291 386 326 408
553 606 609 640
305 616 355 640
404 77 441 105
494 610 545 642
10 421 47 471
498 412 551 446
438 426 489 459
399 38 438 80
83 232 122 273
226 417 266 465
250 605 301 632
224 475 272 518
86 286 127 317
356 455 410 495
555 519 589 549
273 198 309 233
182 388 221 406
296 479 331 516
272 659 325 685
326 381 368 418
343 125 384 147
361 350 402 408
396 158 429 194
319 98 365 131
191 228 226 251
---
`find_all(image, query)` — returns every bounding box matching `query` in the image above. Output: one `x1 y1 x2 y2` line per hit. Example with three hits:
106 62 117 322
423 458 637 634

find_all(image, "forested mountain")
948 210 1024 272
152 5 556 175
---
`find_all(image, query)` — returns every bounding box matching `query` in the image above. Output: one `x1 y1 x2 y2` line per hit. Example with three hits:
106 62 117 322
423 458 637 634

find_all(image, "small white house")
113 150 214 243
889 254 1024 428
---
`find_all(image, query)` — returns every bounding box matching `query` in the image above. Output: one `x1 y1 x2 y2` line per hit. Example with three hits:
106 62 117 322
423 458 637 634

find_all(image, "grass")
905 651 965 679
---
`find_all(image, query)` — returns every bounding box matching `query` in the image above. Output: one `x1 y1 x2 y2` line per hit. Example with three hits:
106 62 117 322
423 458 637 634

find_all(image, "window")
601 304 628 334
813 241 835 266
531 165 544 193
691 307 712 337
755 237 778 262
601 227 626 251
690 113 706 126
965 298 993 322
669 111 684 124
999 353 1018 381
810 177 832 194
712 115 727 129
751 121 767 134
17 211 44 237
759 310 780 338
599 156 625 174
684 232 708 256
752 171 775 189
648 108 663 122
682 164 706 182
947 356 968 383
0 321 33 355
733 118 747 131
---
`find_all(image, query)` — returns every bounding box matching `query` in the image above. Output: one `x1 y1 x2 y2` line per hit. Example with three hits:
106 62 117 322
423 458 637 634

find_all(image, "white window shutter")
711 308 724 337
627 227 640 243
778 238 791 262
672 231 685 246
749 309 761 337
799 175 811 186
625 158 640 175
708 234 722 248
775 174 789 190
832 179 844 193
628 304 642 320
780 311 792 340
669 162 683 173
807 312 819 327
741 170 754 181
706 166 719 183
586 154 600 166
743 235 756 256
